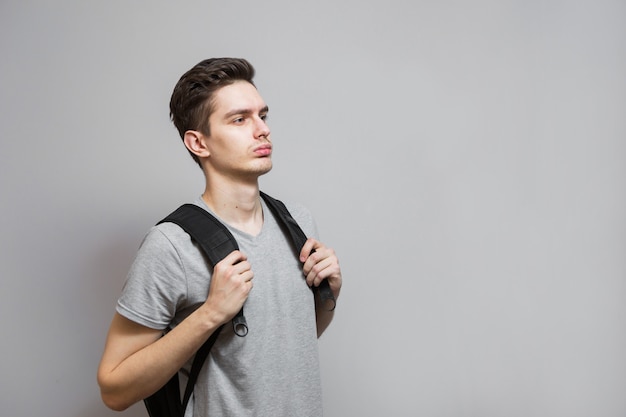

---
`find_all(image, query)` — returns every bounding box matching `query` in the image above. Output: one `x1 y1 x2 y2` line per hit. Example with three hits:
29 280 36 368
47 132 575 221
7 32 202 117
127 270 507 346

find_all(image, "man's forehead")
212 81 266 113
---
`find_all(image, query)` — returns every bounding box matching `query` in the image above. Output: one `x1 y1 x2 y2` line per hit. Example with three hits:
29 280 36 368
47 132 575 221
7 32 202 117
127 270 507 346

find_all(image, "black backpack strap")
260 192 336 311
159 204 239 266
159 204 249 337
155 204 246 413
180 323 223 412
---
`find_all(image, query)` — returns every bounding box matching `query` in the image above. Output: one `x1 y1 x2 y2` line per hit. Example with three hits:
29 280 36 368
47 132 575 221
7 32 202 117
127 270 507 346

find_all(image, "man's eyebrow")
223 105 269 119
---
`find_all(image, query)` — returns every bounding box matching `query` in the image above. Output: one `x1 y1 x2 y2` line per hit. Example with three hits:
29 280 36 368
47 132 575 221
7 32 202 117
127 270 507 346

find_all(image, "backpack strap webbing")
260 192 336 311
153 203 244 412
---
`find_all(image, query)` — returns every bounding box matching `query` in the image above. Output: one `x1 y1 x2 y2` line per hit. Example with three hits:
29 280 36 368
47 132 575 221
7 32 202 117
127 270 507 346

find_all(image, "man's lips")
254 144 272 156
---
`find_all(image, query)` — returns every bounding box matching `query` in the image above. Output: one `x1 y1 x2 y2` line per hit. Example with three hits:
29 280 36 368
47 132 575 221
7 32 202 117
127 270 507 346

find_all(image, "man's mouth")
254 144 272 156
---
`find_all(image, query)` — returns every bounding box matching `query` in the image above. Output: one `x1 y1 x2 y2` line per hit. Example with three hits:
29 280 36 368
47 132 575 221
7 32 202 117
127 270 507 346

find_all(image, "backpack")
143 191 335 417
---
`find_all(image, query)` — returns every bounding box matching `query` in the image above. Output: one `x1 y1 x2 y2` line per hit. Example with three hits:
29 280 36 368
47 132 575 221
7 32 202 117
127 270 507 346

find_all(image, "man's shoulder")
263 194 317 238
283 200 312 222
260 193 311 220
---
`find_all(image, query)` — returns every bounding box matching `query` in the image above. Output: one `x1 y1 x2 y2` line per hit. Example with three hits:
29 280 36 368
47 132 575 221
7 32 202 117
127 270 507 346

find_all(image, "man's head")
170 58 256 166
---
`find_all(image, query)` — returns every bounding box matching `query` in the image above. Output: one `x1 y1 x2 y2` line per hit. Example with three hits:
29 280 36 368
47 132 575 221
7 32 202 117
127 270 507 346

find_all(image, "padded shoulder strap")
158 203 238 265
159 204 249 338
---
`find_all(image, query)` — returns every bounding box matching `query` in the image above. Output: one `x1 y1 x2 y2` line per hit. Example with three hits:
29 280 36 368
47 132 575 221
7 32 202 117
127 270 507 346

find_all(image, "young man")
97 58 342 416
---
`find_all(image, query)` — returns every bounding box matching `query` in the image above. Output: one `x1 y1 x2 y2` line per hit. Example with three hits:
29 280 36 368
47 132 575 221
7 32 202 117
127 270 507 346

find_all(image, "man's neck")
201 181 264 236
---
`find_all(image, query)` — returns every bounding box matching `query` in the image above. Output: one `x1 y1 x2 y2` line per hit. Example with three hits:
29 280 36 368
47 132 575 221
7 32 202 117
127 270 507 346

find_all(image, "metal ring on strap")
232 310 248 337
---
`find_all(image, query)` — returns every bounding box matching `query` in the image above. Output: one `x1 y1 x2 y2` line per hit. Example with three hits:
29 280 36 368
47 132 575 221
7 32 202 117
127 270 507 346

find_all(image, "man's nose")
255 117 270 138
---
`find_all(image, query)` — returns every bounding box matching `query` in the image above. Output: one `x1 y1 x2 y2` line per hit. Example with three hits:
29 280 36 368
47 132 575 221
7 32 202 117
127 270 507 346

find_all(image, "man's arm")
299 238 342 337
97 310 220 410
97 250 254 410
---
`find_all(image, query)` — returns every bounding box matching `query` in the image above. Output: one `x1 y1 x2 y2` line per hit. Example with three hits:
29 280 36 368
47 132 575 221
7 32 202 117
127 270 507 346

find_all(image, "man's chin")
257 161 273 175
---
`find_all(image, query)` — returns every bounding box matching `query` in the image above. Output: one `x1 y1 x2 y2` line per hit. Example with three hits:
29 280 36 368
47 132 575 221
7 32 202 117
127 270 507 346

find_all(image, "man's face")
204 80 272 181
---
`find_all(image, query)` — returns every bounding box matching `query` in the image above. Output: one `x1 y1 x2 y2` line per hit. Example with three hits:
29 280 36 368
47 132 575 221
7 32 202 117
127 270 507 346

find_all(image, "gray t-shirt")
117 197 323 417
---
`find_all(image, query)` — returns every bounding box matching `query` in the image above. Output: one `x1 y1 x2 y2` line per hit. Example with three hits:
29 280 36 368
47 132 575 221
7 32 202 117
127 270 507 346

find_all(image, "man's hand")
300 238 342 299
204 250 254 325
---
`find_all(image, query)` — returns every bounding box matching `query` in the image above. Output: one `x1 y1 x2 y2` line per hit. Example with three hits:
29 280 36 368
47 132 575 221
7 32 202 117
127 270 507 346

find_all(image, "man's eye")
233 117 244 123
260 114 268 121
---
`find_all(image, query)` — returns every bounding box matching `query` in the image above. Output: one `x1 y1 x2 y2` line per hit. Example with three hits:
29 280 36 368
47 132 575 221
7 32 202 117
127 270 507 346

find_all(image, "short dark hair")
169 58 256 166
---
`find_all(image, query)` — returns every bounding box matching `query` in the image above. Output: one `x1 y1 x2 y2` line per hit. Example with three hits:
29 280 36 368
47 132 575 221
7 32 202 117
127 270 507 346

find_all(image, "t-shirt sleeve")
116 226 188 330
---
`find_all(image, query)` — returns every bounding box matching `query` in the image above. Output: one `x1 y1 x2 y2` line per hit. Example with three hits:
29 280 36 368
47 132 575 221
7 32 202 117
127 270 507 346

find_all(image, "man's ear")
183 130 210 158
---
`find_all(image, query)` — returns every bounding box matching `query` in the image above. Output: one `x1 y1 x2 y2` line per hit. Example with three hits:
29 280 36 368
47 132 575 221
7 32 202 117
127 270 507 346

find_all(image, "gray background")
1 1 625 416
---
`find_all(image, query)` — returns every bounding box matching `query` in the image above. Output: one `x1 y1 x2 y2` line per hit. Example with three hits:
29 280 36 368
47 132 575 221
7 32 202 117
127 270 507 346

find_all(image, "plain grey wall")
1 1 625 416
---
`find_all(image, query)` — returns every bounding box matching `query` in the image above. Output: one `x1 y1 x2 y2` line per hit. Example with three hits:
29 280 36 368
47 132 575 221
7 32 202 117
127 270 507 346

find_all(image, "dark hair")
169 58 256 165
